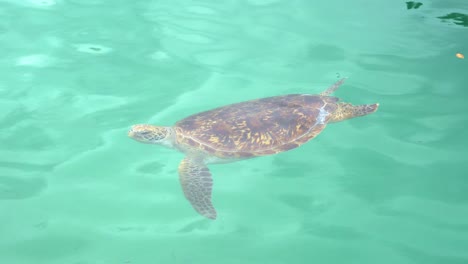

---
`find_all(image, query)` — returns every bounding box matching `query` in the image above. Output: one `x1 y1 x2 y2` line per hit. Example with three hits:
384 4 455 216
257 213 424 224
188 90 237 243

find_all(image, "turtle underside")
174 94 339 158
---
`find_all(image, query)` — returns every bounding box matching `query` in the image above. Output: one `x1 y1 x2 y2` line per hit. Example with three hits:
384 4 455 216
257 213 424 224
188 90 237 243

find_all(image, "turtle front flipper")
178 157 217 220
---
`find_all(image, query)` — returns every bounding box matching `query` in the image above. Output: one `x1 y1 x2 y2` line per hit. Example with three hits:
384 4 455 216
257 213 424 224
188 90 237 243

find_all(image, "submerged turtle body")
128 78 379 220
174 94 338 159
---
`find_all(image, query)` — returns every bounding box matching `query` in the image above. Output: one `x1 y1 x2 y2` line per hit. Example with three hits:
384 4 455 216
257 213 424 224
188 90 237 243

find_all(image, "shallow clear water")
1 0 468 263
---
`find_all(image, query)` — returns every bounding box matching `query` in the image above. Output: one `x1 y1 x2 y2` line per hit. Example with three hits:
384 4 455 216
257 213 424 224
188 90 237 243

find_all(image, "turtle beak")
128 127 136 138
128 125 150 142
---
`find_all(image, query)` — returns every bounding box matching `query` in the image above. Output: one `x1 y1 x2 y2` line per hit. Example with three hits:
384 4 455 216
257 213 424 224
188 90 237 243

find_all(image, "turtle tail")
329 102 379 123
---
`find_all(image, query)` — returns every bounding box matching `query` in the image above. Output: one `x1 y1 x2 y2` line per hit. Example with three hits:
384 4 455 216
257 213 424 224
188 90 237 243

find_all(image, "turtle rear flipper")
320 78 347 96
329 102 379 123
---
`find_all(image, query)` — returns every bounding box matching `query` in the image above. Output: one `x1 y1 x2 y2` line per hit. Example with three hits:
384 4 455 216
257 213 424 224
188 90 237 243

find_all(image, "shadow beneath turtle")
135 161 165 175
276 193 324 212
269 157 314 179
301 222 367 241
177 219 211 233
0 175 47 200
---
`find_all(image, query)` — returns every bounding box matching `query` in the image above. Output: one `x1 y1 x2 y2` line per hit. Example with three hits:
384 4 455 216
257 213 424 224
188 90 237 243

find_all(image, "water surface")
1 0 468 263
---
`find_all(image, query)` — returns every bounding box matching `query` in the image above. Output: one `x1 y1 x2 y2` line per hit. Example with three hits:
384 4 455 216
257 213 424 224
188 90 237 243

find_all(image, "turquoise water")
1 0 468 263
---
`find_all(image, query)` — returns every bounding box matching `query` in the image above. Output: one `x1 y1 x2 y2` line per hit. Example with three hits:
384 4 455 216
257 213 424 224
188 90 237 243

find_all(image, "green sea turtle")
128 78 378 219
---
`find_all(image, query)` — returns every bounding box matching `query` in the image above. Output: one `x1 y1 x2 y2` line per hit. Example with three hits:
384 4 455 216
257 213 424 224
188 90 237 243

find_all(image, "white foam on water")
28 0 57 7
15 54 55 67
185 5 217 15
150 51 170 61
45 36 64 48
246 0 281 6
162 25 214 44
71 94 128 116
0 0 61 9
1 0 58 8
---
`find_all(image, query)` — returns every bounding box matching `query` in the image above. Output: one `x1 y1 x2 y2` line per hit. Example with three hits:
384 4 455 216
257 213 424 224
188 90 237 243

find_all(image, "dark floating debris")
406 1 423 10
438 13 468 27
75 43 112 54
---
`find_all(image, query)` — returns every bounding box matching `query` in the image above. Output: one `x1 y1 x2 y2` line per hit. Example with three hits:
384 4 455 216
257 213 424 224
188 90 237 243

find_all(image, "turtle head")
128 124 174 147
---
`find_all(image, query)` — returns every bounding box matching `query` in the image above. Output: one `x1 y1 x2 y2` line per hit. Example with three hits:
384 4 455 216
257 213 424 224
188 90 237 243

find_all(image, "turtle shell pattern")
174 94 339 158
